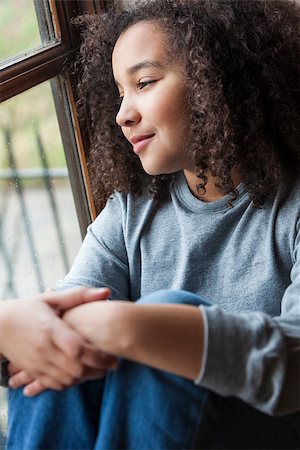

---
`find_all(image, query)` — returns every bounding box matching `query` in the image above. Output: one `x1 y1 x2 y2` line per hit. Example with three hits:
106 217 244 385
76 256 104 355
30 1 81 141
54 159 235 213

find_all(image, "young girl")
7 0 300 449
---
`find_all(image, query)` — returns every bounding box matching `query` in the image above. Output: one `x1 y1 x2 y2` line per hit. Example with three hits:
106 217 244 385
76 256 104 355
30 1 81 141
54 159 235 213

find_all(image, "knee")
137 289 211 307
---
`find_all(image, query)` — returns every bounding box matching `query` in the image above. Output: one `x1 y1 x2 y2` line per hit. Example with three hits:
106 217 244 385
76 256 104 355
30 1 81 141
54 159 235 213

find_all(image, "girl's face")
112 21 193 176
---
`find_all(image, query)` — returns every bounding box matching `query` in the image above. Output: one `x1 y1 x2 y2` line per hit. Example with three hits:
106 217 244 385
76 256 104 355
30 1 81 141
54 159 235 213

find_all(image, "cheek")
152 102 182 130
173 101 189 138
161 90 188 129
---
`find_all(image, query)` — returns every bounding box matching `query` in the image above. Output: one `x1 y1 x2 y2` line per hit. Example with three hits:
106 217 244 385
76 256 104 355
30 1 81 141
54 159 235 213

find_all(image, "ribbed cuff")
194 305 208 384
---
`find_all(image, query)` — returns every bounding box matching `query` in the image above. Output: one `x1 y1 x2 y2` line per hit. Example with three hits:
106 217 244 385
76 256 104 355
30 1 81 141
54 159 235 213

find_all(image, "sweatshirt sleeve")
56 193 130 300
195 222 300 416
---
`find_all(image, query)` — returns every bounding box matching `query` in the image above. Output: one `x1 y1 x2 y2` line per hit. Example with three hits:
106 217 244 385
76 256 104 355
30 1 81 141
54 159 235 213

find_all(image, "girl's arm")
63 300 205 380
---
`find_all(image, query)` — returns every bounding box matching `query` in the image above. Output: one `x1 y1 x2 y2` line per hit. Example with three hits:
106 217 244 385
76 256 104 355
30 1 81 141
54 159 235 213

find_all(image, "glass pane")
0 80 82 296
0 79 82 443
0 0 58 65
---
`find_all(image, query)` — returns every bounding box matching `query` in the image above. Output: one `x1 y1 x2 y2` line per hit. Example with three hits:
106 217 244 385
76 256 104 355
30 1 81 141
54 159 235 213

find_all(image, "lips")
130 134 155 145
130 134 155 154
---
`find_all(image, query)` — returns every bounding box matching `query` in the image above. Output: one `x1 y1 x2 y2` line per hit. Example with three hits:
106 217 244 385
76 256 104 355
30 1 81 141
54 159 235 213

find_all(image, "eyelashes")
116 79 157 105
137 80 155 90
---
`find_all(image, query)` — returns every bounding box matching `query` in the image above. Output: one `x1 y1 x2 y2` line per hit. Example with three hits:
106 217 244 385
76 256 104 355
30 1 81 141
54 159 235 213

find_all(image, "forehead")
112 21 169 76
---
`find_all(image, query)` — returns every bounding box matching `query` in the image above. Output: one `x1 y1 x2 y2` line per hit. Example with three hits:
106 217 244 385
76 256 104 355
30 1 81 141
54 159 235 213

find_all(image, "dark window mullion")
51 75 93 235
0 44 75 102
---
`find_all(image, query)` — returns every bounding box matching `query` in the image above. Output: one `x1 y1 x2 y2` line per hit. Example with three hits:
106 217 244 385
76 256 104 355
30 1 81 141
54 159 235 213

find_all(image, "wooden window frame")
0 0 109 235
0 0 108 101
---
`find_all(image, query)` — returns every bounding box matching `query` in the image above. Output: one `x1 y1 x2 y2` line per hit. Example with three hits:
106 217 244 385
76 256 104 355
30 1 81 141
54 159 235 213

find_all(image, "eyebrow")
127 59 164 74
114 59 165 88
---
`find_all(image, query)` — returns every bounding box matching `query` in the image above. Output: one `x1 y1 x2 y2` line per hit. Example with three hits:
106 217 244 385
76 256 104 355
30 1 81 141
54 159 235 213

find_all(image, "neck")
183 169 242 202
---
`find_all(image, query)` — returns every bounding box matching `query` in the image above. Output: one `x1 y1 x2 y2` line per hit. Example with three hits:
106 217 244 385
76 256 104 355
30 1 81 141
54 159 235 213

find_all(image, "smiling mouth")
130 134 155 154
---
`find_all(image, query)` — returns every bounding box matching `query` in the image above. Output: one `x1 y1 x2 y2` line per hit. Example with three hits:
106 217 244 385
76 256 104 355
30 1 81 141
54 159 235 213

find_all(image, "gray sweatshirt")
58 171 300 417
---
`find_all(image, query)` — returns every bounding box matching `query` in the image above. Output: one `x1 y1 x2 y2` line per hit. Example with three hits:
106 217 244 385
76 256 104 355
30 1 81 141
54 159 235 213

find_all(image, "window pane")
0 80 82 297
0 79 83 443
0 0 58 65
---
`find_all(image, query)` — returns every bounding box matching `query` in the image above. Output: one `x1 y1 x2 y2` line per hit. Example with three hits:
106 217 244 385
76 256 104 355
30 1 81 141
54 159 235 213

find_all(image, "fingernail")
23 387 31 397
24 385 36 397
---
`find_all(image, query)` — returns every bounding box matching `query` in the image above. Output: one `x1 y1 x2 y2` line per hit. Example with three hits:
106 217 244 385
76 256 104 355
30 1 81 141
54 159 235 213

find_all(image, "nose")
116 95 141 128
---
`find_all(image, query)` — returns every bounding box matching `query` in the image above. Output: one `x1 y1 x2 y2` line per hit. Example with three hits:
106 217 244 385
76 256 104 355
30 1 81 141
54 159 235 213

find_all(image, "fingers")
9 370 34 389
44 287 112 311
8 335 86 390
8 349 118 395
8 369 64 393
10 356 81 392
48 348 85 381
23 379 47 397
41 346 118 387
42 287 113 359
9 356 80 392
51 317 85 359
23 375 64 395
7 362 20 376
9 362 73 391
24 366 110 395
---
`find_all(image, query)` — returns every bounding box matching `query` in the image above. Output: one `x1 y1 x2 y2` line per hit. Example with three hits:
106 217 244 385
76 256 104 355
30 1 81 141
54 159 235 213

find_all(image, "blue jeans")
7 290 210 450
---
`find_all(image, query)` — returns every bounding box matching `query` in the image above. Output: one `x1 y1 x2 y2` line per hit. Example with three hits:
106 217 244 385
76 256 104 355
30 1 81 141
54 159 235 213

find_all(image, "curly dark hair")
72 0 300 212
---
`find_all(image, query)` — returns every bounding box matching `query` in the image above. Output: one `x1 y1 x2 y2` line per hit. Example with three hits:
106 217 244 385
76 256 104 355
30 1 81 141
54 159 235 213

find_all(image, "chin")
144 169 169 177
141 164 162 176
141 162 176 177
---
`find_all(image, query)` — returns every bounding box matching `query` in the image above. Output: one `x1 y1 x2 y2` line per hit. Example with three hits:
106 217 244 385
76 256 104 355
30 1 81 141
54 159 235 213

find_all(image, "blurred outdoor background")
0 0 83 445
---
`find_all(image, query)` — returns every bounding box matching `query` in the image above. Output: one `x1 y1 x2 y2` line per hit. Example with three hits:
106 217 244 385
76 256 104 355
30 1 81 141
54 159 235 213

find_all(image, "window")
0 0 108 444
0 0 58 65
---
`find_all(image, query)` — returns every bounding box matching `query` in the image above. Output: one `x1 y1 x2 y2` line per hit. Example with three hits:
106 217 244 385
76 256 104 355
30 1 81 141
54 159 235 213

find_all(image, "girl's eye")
137 80 155 90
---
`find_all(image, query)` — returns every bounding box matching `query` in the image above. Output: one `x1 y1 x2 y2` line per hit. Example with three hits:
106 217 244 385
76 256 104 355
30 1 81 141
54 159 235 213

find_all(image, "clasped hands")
0 287 117 397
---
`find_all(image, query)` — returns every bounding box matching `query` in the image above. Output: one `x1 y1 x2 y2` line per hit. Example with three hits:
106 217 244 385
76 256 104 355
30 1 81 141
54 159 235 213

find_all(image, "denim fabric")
8 379 104 449
7 290 209 450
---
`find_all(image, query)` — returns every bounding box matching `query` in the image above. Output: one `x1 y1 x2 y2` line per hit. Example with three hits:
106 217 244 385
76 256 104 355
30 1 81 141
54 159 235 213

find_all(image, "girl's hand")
8 345 118 397
0 287 112 396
